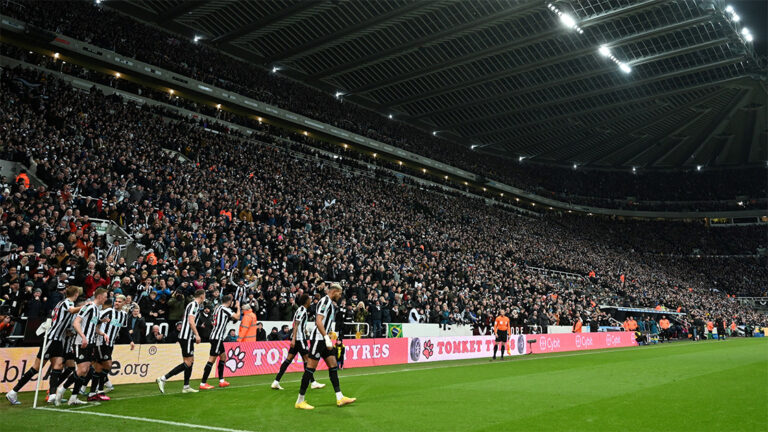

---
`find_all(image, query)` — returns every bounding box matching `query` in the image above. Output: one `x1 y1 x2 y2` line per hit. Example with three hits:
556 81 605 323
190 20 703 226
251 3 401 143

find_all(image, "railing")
524 265 588 282
343 322 370 339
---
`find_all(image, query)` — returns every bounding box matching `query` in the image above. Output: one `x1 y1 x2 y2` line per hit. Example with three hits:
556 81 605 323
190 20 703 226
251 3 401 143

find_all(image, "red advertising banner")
528 331 637 354
222 338 409 377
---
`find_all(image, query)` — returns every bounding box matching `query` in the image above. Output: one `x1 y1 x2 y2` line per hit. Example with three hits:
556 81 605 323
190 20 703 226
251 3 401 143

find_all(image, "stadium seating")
1 1 766 211
0 64 765 349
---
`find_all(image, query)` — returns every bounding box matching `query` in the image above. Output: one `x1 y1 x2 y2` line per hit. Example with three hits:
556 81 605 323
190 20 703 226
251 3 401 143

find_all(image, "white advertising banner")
407 335 528 363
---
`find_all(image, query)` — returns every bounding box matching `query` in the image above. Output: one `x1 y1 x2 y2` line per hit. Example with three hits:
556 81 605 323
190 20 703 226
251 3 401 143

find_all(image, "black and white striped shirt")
75 303 102 345
210 305 233 341
293 306 309 342
179 301 200 340
98 307 128 347
48 299 75 341
310 296 336 341
233 284 248 306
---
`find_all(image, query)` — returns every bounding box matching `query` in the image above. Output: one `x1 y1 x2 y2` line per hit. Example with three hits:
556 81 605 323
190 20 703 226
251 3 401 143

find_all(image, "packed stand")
0 65 765 350
3 1 766 209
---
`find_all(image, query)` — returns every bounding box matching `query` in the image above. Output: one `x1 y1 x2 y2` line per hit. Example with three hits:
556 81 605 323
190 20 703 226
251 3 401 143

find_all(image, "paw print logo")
422 340 434 359
225 346 246 372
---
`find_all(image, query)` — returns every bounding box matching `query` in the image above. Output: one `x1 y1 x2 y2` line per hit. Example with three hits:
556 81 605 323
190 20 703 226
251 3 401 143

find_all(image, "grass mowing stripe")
36 407 256 432
104 340 708 404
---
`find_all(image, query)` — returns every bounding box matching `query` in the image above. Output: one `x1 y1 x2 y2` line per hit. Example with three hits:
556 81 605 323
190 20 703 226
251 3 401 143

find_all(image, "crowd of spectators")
0 65 765 348
3 0 766 210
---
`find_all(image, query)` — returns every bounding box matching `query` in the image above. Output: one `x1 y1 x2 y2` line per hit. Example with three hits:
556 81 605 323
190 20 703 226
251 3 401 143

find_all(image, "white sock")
160 376 167 381
105 380 113 387
273 380 279 385
296 394 305 404
219 379 225 383
335 391 343 400
183 385 189 389
8 390 16 397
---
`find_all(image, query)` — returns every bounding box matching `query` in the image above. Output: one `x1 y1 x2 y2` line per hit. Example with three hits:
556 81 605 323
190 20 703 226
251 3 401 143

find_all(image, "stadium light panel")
572 163 578 169
632 167 637 173
696 165 702 171
725 5 734 13
619 63 632 74
372 153 377 158
732 13 740 22
115 72 120 78
271 67 280 73
335 91 343 99
559 13 577 29
470 145 478 150
599 45 611 57
193 35 202 43
742 28 750 35
216 103 221 109
432 131 437 136
53 52 60 59
388 114 393 119
745 33 753 42
518 156 525 162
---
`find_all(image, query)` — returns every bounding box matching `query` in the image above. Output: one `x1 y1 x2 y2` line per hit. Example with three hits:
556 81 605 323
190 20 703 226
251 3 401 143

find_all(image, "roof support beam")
211 2 319 44
478 76 744 152
311 1 542 80
266 1 436 64
351 0 659 95
401 14 715 117
153 1 206 24
469 40 735 141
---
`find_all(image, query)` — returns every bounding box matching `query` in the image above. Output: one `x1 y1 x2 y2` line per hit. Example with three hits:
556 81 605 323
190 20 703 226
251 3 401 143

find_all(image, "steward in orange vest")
237 305 258 342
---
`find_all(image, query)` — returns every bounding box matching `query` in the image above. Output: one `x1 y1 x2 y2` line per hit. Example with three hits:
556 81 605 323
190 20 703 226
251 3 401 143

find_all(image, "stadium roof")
112 0 767 169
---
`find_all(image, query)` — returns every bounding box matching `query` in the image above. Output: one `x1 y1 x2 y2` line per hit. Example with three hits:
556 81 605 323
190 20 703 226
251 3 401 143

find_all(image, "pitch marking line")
36 407 254 432
64 340 710 407
32 342 732 431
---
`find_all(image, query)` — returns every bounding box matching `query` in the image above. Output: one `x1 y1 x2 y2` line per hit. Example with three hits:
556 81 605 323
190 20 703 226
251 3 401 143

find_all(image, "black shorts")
496 330 508 343
309 339 333 360
64 339 75 361
179 338 195 358
96 345 113 362
209 339 226 357
288 340 309 357
74 344 96 364
37 340 64 361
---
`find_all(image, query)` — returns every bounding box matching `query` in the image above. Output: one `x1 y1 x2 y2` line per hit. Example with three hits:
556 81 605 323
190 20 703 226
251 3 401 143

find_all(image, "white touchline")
102 340 707 404
36 408 255 432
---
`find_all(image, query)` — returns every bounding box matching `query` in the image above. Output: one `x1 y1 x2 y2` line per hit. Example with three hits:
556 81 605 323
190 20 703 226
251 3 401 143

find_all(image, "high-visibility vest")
15 173 30 188
220 210 232 221
237 311 258 341
573 320 583 333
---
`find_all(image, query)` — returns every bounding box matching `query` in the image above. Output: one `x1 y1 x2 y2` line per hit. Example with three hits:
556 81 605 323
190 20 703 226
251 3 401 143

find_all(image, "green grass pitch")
3 338 766 431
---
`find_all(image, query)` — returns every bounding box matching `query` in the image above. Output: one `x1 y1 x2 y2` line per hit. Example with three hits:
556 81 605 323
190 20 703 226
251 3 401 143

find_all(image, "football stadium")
0 0 766 431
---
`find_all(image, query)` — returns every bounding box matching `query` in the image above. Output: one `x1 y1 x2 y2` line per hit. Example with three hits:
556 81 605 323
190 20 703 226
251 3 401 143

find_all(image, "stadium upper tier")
1 65 766 330
0 0 765 212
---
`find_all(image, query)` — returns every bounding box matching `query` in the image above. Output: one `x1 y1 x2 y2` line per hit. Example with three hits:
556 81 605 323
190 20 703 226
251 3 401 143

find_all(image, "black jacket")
127 316 146 344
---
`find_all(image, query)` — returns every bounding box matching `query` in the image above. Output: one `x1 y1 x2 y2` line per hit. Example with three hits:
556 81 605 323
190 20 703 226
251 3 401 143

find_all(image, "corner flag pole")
32 325 51 409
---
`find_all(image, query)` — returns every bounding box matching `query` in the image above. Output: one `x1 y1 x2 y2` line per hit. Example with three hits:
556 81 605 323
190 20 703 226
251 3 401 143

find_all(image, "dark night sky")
731 0 767 58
